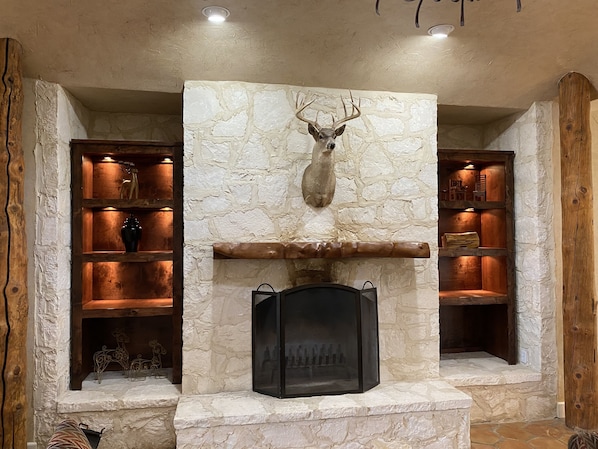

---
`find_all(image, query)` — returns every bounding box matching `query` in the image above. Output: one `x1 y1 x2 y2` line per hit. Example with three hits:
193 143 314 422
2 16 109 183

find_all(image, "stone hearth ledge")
55 374 181 449
213 241 431 259
440 352 542 386
174 380 472 449
57 372 181 413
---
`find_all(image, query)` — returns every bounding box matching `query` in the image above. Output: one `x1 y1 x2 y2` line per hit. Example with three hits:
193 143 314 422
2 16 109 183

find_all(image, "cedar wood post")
559 71 598 430
0 38 27 449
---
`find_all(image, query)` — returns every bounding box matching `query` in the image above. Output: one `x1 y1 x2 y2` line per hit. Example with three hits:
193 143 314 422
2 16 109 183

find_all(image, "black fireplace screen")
252 283 379 398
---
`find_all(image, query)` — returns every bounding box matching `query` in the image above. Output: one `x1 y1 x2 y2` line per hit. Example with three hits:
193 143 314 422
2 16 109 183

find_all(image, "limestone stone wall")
27 81 183 448
182 80 439 395
439 102 558 422
437 123 484 149
484 102 558 419
87 111 182 141
27 75 560 447
485 102 557 377
29 80 88 444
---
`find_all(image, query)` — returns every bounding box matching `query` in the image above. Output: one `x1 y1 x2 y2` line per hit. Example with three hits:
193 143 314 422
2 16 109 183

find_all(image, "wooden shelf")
82 251 173 262
438 247 507 257
213 241 430 260
70 139 183 389
82 199 174 209
439 289 508 306
82 298 173 318
438 200 505 210
437 149 516 364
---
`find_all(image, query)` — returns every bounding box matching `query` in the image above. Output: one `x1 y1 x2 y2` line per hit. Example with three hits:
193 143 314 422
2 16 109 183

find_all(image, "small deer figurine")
295 93 361 207
119 161 139 200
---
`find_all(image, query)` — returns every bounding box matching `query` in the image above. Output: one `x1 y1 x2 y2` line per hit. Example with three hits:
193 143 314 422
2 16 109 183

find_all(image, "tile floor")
470 419 575 448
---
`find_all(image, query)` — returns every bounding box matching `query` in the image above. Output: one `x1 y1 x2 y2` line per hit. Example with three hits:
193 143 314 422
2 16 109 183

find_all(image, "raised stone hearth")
174 381 472 449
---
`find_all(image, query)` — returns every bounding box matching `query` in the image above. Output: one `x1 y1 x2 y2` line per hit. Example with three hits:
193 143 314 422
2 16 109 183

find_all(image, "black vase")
121 215 142 252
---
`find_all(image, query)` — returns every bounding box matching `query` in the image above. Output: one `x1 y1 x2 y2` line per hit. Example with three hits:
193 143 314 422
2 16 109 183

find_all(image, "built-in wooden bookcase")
70 140 183 389
437 149 516 364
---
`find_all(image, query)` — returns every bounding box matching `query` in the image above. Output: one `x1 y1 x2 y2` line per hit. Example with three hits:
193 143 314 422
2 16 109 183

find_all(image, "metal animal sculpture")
119 161 139 200
129 340 167 379
92 329 130 383
295 93 361 208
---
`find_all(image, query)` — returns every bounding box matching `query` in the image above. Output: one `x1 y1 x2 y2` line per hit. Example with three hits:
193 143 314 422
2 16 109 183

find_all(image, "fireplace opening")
252 283 379 398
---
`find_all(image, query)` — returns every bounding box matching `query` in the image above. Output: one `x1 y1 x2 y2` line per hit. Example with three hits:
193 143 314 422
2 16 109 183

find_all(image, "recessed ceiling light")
202 6 230 23
427 24 455 38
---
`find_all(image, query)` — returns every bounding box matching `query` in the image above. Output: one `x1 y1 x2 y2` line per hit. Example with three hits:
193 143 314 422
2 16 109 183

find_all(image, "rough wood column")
0 38 27 449
559 71 598 430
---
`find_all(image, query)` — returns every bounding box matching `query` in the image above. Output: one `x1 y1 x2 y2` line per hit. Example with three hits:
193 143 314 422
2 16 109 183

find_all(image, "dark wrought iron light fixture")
375 0 522 28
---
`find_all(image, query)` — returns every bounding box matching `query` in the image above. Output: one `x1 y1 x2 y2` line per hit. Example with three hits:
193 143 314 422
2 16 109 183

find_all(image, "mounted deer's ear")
308 123 319 141
335 125 346 137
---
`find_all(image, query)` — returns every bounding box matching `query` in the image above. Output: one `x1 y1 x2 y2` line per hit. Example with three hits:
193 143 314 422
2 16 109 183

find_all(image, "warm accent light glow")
102 156 115 162
464 163 475 169
162 157 173 164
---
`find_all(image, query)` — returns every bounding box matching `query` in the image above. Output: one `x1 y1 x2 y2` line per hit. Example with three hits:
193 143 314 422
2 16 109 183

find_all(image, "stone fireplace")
172 81 476 448
28 78 558 449
181 80 440 395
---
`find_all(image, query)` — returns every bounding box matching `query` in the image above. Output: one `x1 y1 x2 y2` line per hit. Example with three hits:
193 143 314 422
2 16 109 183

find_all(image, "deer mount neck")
295 93 361 208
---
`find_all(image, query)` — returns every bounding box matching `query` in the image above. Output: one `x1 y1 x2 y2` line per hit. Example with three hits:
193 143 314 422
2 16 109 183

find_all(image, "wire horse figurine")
92 329 130 383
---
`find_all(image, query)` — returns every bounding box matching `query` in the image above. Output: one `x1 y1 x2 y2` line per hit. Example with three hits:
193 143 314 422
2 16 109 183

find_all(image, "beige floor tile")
470 419 574 449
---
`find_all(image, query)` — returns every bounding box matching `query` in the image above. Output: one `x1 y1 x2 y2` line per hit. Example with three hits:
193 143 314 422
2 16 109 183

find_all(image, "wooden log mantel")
213 241 430 260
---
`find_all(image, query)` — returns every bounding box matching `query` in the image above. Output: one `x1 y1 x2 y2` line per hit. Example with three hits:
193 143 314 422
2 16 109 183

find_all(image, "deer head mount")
295 93 361 208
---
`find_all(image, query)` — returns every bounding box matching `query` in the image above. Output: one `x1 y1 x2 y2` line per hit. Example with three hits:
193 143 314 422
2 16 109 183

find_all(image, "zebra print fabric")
46 418 93 449
569 431 598 449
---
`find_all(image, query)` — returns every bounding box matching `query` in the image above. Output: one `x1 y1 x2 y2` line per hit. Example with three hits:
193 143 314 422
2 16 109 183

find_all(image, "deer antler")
295 94 321 132
332 92 361 129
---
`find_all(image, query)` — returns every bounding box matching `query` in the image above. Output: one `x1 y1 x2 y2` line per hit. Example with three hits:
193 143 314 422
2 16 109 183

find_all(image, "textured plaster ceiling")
2 0 597 124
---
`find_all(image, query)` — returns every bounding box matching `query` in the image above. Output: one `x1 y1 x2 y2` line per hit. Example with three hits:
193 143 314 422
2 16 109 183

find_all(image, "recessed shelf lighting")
202 6 230 23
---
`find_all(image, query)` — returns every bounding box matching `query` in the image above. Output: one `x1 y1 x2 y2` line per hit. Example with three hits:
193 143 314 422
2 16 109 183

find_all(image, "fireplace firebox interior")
252 283 379 398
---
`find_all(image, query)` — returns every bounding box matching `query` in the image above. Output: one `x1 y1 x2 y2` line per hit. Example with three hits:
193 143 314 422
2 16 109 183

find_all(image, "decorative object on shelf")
441 231 480 248
119 160 139 199
92 329 130 384
121 214 142 252
129 340 167 380
448 178 467 201
294 92 361 208
473 174 487 201
374 0 522 28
